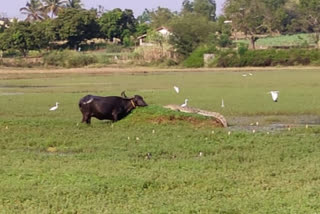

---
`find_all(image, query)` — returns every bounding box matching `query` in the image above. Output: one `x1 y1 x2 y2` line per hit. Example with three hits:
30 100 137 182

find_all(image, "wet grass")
1 68 320 213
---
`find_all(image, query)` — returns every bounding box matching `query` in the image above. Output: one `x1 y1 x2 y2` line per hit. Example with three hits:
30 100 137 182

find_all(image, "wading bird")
181 99 188 107
49 102 59 111
269 91 279 102
221 99 225 108
173 86 180 93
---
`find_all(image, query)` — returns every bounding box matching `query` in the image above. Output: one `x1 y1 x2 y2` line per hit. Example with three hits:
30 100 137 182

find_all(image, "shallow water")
227 115 320 132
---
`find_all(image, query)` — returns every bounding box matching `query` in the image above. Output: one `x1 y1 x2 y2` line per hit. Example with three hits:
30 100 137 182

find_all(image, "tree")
20 0 46 22
169 13 217 56
30 19 55 50
53 8 100 48
261 0 288 34
181 0 216 21
149 7 175 29
99 9 137 42
0 21 34 56
137 9 151 24
182 0 193 13
299 0 320 48
66 0 83 9
135 23 150 37
224 0 267 49
42 0 67 18
194 0 216 21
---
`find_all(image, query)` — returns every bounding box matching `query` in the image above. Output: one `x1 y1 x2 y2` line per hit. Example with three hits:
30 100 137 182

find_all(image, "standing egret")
49 102 59 111
181 99 188 107
269 91 279 102
173 86 180 93
221 99 225 108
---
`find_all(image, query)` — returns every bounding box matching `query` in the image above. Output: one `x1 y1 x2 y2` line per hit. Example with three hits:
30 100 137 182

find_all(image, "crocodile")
164 104 228 128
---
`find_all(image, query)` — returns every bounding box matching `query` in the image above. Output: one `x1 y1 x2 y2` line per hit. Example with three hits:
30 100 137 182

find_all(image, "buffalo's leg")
112 112 118 122
86 116 91 124
81 114 86 123
81 113 91 124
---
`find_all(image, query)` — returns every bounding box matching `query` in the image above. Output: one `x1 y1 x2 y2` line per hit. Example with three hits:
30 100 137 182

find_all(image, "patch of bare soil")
149 115 225 128
1 65 320 75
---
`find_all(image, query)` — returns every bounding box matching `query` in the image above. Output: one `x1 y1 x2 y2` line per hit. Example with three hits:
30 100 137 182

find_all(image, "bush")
237 43 248 56
210 49 240 67
211 48 320 67
2 49 22 58
183 46 213 68
43 50 98 68
105 44 126 53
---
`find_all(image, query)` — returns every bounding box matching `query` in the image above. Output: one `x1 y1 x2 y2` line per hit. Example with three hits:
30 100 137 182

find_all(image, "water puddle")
227 115 320 132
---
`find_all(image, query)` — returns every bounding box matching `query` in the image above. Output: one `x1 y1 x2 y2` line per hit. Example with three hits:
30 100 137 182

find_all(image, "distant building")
137 26 172 46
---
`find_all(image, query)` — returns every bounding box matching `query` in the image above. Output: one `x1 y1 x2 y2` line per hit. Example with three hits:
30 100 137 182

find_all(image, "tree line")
0 0 319 58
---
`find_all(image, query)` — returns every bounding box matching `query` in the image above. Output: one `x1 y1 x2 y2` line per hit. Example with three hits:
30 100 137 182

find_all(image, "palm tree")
20 0 44 22
66 0 83 9
42 0 67 18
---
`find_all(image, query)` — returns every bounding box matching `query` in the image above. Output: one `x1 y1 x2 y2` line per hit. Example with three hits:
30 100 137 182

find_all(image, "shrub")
43 50 98 68
237 43 249 56
2 49 22 58
43 51 67 67
211 48 320 67
105 44 125 53
65 53 98 68
210 49 240 67
183 46 213 68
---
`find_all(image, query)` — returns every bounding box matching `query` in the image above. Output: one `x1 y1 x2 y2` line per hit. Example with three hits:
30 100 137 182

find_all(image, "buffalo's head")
133 95 148 107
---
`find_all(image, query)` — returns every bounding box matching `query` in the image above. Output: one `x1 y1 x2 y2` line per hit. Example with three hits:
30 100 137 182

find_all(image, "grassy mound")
122 105 224 128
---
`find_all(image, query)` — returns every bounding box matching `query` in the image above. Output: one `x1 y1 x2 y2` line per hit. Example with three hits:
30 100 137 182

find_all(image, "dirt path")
1 65 320 74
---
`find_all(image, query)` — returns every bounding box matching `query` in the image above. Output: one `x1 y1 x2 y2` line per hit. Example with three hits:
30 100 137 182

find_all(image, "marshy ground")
1 66 320 213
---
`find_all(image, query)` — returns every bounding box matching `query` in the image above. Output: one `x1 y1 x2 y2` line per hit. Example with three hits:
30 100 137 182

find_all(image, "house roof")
137 34 147 40
137 26 172 40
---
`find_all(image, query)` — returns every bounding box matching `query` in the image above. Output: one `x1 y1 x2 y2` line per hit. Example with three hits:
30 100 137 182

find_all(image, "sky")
1 0 226 19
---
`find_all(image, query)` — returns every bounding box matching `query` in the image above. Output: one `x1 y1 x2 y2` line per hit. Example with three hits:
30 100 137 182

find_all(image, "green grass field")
1 68 320 213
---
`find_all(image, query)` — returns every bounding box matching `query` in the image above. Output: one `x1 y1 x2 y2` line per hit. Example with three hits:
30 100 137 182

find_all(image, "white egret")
221 99 225 108
242 74 247 77
269 91 279 102
173 86 180 93
181 99 188 107
49 102 59 111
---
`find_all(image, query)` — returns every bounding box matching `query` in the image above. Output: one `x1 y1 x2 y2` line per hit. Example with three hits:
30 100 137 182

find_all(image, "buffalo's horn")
121 91 128 98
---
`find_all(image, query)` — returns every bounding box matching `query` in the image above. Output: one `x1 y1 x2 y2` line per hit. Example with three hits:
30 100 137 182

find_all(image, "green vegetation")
212 49 320 67
183 46 214 68
1 0 320 68
1 68 320 212
43 50 100 68
237 33 317 48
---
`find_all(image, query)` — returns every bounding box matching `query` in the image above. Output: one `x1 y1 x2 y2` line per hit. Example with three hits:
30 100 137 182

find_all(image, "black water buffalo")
79 93 147 124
